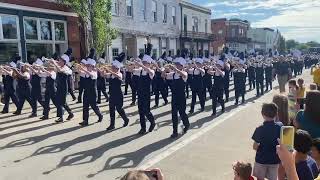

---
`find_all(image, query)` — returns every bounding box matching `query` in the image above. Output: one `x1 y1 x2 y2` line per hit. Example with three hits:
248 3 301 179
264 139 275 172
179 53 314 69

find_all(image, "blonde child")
297 78 305 109
287 80 298 123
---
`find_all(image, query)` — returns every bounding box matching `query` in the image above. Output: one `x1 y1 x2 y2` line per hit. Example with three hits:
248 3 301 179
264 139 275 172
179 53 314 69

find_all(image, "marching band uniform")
189 58 205 113
136 43 156 135
53 57 74 123
1 61 19 113
154 55 168 107
77 59 87 103
255 57 265 97
97 70 109 104
223 57 231 102
124 67 132 95
265 59 273 91
41 65 58 120
233 62 246 105
130 54 144 106
210 60 225 116
185 55 193 98
105 53 129 130
79 58 103 126
163 56 189 138
62 48 77 101
247 60 256 90
14 65 35 116
203 57 213 100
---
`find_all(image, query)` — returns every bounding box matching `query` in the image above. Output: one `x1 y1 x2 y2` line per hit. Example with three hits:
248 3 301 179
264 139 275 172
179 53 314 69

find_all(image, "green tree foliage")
57 0 117 54
286 39 299 50
279 35 286 54
285 39 320 51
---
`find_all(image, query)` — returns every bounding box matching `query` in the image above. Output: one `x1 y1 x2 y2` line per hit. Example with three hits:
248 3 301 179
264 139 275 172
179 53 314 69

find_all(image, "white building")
248 27 281 53
108 0 181 62
180 1 213 56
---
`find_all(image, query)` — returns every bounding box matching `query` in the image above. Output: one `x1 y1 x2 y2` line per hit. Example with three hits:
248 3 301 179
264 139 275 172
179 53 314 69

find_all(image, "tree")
286 39 299 50
57 0 117 55
305 41 320 47
296 43 309 51
279 35 286 54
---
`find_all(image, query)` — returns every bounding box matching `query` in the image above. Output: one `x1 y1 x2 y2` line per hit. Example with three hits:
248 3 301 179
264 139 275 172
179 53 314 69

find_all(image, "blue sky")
190 0 320 43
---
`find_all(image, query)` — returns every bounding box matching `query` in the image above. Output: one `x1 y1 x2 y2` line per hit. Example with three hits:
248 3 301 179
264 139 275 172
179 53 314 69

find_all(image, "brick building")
211 18 251 54
0 0 83 63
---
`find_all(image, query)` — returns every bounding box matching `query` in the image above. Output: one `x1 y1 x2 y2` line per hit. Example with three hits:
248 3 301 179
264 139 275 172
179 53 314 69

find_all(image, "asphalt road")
0 69 312 180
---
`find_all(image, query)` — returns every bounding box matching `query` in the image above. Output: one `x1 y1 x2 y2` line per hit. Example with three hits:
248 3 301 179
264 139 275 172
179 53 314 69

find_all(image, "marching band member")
265 57 273 92
223 52 231 102
130 53 144 106
203 53 213 100
135 43 156 135
12 64 35 116
78 57 103 126
255 55 265 97
76 59 87 103
103 52 129 130
96 52 109 104
209 59 225 116
28 58 45 117
247 57 256 90
124 56 132 96
185 53 193 98
162 51 189 138
233 59 246 105
39 64 58 120
189 56 205 113
0 57 19 114
49 57 74 123
62 48 77 101
153 52 168 107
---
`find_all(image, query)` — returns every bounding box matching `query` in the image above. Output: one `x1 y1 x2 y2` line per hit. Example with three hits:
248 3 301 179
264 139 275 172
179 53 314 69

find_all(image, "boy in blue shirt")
252 103 283 180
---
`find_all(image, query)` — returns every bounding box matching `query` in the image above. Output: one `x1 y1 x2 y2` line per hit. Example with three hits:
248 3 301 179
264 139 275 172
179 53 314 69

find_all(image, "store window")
26 43 53 61
126 0 133 17
0 43 19 64
112 48 119 58
54 22 65 41
172 7 176 25
152 1 157 22
40 20 52 40
112 0 119 16
2 16 17 39
24 18 38 40
152 49 157 58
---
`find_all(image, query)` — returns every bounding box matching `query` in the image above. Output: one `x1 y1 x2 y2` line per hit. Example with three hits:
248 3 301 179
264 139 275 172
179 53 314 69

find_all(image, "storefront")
0 1 81 63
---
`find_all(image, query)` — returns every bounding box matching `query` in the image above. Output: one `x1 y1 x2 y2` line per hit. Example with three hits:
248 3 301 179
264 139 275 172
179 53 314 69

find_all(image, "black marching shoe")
123 119 129 127
66 113 74 120
1 110 8 114
189 109 194 114
148 122 156 132
183 124 190 134
13 111 21 115
200 107 205 112
211 112 217 116
97 101 101 104
40 116 49 120
106 98 109 102
77 100 82 103
130 102 135 106
55 118 63 123
138 129 147 135
170 133 179 138
97 115 103 123
79 122 89 126
29 113 37 118
106 125 115 131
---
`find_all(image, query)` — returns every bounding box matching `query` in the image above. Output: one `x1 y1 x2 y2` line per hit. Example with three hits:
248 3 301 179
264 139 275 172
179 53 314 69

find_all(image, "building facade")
247 27 281 53
109 0 181 62
0 0 82 63
180 1 213 57
211 18 250 54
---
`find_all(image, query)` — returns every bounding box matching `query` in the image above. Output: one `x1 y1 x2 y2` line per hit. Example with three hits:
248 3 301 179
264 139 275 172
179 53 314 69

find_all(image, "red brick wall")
0 0 72 12
67 16 81 59
211 19 227 54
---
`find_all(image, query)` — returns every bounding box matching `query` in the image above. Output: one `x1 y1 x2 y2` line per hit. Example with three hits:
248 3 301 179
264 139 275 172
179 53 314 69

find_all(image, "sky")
190 0 320 43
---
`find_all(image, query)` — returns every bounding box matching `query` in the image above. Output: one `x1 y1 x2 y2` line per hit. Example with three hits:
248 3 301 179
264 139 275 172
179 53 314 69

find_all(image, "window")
192 17 198 32
112 48 119 58
152 1 157 22
184 14 187 31
2 16 17 39
26 43 53 61
0 43 19 64
141 0 146 20
152 49 157 58
24 19 38 40
205 19 208 34
40 20 52 40
162 4 167 23
126 0 133 17
112 0 119 16
54 22 65 41
139 48 145 55
231 28 235 37
172 7 176 25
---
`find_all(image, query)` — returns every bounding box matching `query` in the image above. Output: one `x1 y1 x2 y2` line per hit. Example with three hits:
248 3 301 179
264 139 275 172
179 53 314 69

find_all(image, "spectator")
288 80 298 122
274 56 291 93
311 138 320 170
309 83 318 91
294 91 320 138
276 141 299 180
297 78 306 109
311 64 320 90
233 161 254 180
272 94 289 125
252 103 283 180
121 169 164 180
294 130 319 180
